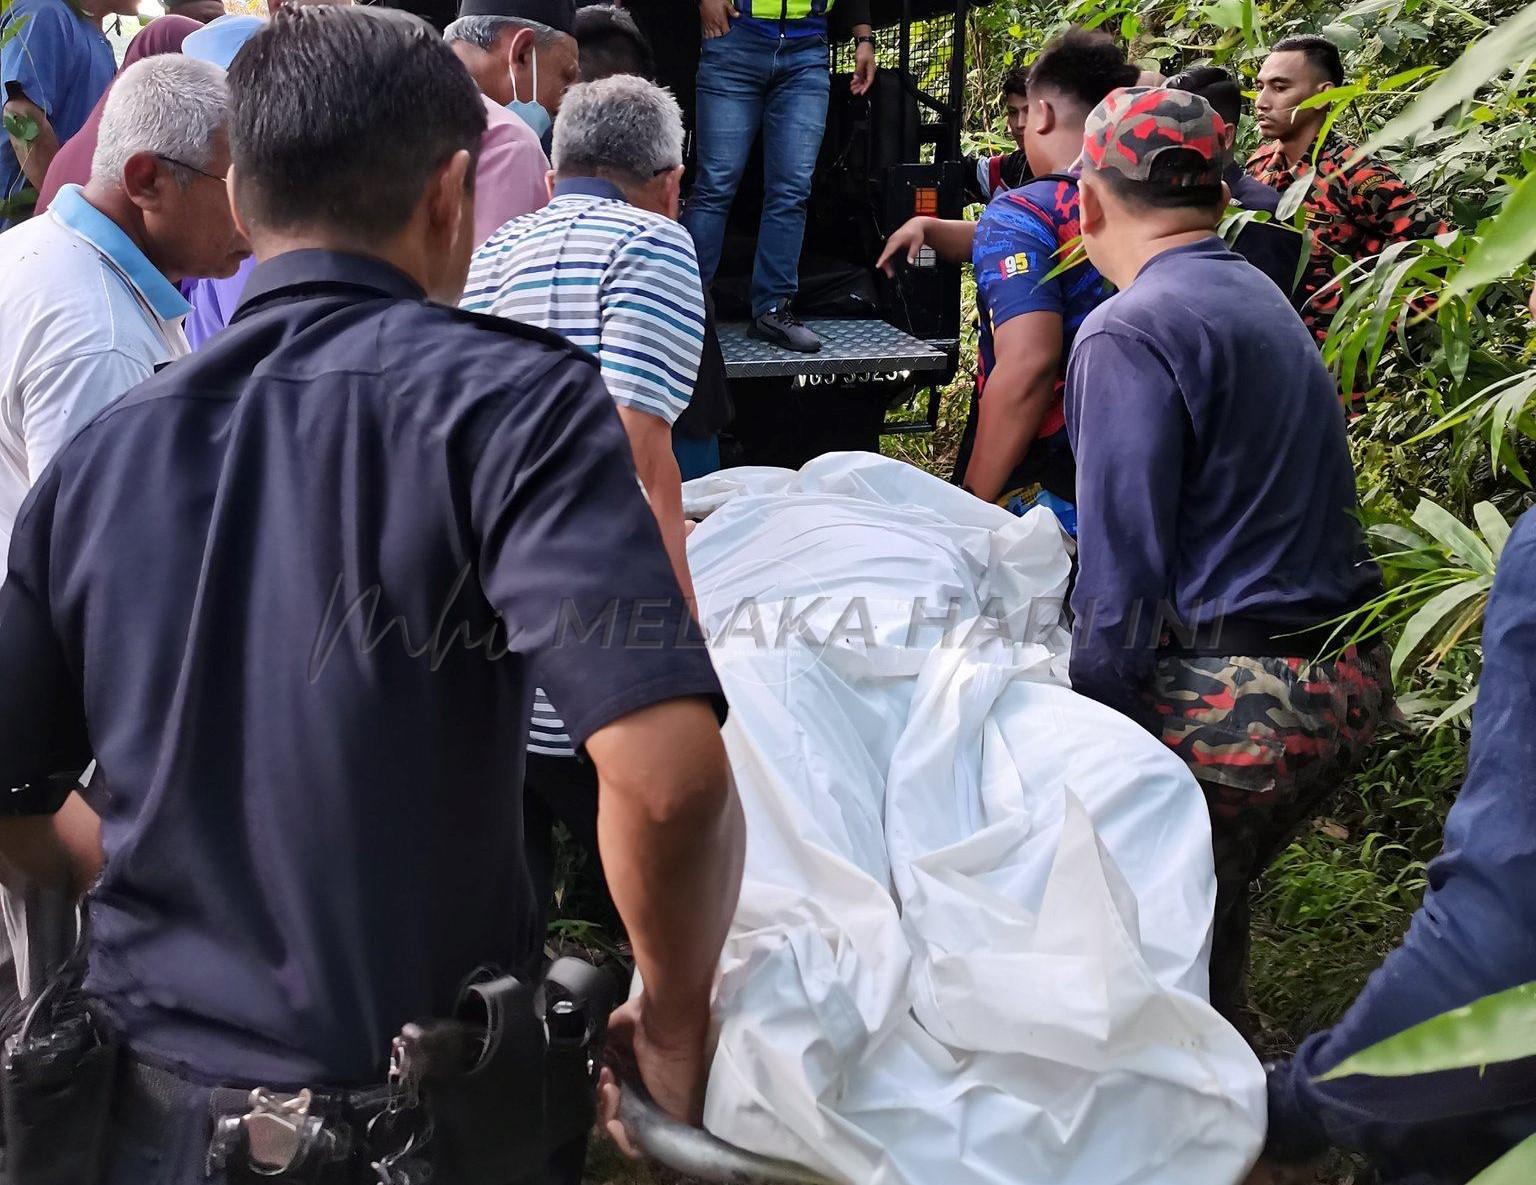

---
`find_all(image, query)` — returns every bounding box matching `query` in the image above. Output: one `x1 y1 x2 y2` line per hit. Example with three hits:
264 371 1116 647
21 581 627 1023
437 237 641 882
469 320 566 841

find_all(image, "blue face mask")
508 49 552 140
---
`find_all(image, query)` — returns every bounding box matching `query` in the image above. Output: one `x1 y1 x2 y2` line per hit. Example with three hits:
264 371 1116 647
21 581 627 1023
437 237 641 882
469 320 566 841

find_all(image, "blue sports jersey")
972 173 1109 435
958 174 1111 516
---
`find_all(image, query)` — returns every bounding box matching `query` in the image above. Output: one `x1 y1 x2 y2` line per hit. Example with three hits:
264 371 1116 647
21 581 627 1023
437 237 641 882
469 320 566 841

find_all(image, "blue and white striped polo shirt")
461 175 706 756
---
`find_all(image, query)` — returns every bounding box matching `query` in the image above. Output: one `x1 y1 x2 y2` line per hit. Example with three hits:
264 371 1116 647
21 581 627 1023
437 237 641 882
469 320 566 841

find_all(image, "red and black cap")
1082 86 1226 187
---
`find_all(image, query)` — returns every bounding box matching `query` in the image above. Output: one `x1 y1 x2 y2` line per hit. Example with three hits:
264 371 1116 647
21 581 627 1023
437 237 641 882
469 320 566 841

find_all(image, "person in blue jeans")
684 0 876 353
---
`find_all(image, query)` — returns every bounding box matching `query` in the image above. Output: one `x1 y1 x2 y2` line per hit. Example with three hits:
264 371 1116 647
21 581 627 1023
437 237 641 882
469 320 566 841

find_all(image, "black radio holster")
399 957 611 1185
0 927 120 1185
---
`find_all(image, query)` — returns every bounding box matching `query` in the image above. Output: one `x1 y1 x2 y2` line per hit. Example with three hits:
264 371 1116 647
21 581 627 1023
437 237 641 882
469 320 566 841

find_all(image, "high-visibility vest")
747 0 837 20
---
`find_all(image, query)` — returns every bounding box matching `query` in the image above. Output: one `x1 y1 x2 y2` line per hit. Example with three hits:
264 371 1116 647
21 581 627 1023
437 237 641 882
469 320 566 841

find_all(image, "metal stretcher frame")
621 1083 837 1185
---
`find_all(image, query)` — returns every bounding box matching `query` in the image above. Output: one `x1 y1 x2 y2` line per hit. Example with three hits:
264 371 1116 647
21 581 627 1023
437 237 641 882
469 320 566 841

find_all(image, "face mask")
507 46 552 140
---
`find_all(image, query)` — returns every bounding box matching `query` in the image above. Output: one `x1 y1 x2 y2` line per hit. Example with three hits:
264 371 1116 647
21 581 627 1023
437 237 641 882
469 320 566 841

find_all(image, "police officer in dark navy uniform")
0 9 744 1184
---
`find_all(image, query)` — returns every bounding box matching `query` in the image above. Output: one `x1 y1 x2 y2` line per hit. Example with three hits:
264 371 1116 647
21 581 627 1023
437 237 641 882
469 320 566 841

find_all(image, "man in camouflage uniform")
1247 34 1445 346
1067 86 1392 1026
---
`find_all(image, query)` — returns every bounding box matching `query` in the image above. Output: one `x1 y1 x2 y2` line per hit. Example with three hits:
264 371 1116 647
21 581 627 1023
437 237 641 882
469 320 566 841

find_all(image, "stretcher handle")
616 1077 837 1185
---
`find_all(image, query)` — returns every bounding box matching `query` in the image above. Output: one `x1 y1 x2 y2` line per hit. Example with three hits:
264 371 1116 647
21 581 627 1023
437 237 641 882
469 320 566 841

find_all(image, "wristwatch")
854 34 876 48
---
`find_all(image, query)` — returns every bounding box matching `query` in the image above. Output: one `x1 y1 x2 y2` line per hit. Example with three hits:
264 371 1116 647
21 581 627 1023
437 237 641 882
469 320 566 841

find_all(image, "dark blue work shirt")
1267 507 1536 1182
0 250 724 1087
1064 237 1380 725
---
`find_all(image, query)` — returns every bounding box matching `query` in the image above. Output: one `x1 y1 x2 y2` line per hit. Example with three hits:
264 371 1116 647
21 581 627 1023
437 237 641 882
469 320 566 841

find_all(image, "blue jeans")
682 24 831 318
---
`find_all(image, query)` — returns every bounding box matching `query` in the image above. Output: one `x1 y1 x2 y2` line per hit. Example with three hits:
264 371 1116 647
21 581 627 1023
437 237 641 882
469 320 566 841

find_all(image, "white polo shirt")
0 183 190 570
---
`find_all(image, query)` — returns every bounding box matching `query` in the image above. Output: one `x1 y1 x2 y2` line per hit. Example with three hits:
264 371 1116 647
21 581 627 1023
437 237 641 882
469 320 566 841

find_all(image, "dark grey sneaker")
750 303 822 353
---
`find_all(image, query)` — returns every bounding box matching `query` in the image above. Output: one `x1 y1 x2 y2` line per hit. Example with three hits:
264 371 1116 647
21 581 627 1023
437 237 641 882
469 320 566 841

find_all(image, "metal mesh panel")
833 15 955 109
718 319 949 378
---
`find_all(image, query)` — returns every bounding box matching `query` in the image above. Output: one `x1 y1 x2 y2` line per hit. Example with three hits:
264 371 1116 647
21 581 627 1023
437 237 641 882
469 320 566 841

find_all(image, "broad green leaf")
1412 497 1496 574
1368 523 1431 551
1466 1133 1536 1185
1 109 36 145
1361 4 1536 156
1199 0 1247 32
1391 575 1490 679
1473 501 1512 558
1376 65 1438 91
1444 170 1536 299
1320 981 1536 1080
1338 0 1398 20
1323 22 1363 52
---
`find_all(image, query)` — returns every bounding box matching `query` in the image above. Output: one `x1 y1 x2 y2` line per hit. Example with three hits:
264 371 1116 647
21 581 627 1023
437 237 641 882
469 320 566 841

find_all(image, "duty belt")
120 1057 409 1183
112 957 611 1185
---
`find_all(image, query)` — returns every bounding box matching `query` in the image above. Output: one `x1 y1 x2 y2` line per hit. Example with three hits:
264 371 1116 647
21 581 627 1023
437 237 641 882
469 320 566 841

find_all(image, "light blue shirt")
0 184 189 559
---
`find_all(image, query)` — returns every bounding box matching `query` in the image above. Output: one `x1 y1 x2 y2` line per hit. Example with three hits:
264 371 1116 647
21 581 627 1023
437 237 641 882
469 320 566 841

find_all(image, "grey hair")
444 15 566 51
91 56 229 189
552 75 683 186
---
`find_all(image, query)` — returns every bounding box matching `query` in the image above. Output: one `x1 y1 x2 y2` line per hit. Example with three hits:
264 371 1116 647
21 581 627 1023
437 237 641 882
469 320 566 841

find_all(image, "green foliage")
1249 718 1466 1048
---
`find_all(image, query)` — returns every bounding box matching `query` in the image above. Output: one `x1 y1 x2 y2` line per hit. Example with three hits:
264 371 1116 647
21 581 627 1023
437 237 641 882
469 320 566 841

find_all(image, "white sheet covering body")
680 454 1266 1185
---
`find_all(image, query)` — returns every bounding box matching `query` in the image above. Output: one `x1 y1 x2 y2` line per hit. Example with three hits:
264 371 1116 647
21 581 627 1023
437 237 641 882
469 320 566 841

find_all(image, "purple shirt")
183 259 250 348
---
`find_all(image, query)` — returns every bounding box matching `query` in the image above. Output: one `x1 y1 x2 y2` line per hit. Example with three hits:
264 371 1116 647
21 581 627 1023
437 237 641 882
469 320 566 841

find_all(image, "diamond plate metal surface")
719 319 950 379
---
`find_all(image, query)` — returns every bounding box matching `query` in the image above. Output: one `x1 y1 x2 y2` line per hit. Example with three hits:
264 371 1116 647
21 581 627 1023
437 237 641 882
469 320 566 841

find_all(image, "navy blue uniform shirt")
1266 508 1536 1183
1064 237 1380 725
0 250 724 1087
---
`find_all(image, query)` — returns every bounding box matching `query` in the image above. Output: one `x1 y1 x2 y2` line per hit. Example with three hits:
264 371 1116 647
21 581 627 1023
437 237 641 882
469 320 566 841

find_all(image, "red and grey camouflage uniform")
1247 135 1447 344
1153 642 1394 1020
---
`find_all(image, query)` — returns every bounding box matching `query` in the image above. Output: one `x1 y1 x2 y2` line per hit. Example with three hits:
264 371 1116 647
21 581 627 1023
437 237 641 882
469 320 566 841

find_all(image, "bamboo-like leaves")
1443 169 1536 299
1360 3 1536 155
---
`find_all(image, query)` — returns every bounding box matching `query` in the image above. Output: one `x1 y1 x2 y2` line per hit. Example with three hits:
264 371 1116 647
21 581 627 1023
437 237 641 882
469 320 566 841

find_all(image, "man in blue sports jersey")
880 29 1137 530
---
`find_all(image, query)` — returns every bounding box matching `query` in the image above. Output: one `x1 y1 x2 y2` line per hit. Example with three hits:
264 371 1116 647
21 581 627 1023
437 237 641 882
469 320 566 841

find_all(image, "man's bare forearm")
643 446 698 610
0 792 103 898
4 98 61 191
589 699 743 1039
618 408 697 608
922 217 978 266
962 362 1055 503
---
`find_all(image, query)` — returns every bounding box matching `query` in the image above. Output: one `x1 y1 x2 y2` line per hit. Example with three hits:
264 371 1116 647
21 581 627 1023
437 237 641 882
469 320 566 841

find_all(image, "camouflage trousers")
1152 642 1393 1024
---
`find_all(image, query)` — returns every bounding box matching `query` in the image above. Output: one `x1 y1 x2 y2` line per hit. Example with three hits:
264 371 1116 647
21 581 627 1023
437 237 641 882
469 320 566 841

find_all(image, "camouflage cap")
1082 86 1226 187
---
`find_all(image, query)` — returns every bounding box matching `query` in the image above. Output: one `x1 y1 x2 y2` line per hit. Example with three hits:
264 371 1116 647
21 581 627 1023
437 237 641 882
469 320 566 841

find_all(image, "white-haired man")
461 73 704 913
0 53 247 995
0 53 248 576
